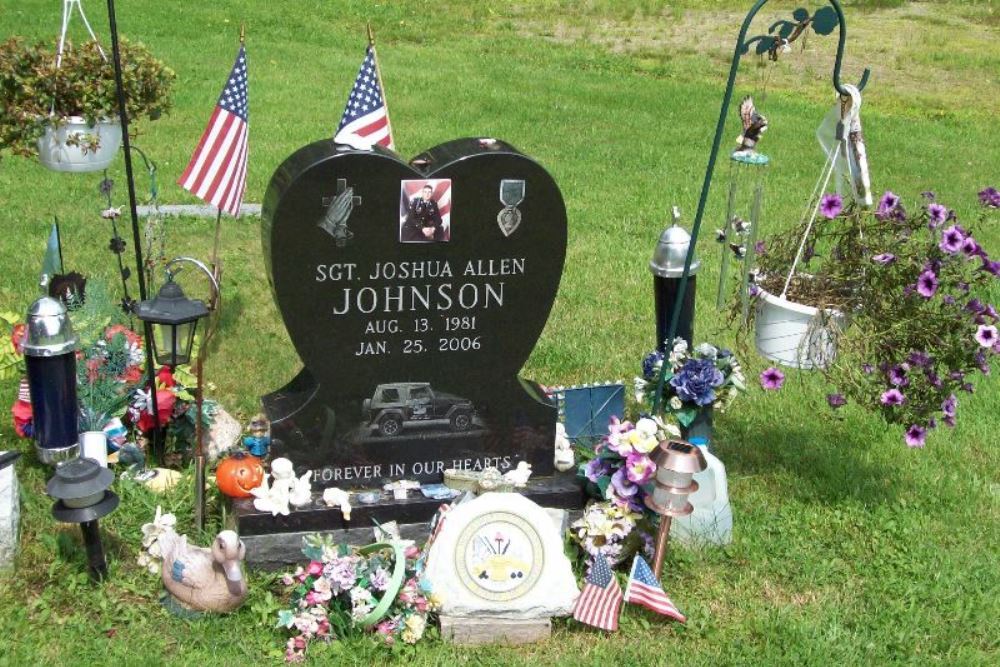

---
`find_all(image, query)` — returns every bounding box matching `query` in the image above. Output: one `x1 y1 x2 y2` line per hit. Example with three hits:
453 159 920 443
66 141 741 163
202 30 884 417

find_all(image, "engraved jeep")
362 382 475 437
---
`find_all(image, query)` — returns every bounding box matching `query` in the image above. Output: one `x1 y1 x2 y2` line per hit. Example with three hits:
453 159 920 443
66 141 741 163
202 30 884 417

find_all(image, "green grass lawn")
1 0 998 664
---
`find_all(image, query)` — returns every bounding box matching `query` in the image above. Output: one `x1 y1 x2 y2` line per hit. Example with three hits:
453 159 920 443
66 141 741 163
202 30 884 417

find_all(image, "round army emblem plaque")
455 511 544 602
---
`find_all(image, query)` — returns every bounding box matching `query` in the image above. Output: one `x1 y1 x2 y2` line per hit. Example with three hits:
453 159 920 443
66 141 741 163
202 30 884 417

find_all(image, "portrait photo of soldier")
399 179 452 243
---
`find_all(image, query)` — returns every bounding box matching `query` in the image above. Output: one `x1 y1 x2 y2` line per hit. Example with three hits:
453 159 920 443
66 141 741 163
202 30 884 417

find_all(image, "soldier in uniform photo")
401 184 445 242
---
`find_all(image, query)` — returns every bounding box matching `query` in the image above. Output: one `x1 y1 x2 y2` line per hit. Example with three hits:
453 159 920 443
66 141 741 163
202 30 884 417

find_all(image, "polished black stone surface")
260 138 568 488
233 473 585 537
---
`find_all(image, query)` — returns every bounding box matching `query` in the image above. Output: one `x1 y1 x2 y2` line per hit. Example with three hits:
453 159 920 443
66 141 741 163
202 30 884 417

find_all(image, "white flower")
694 342 718 360
635 417 658 437
669 396 683 410
405 614 426 639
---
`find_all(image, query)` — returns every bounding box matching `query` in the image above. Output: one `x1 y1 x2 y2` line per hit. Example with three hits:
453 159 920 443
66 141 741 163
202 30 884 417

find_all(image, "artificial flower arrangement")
569 500 653 569
748 188 999 446
125 364 215 462
634 339 748 428
277 534 439 662
77 323 144 432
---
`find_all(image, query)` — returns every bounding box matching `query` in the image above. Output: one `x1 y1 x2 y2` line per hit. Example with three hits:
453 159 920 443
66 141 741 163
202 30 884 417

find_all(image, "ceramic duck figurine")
159 529 248 613
503 461 533 487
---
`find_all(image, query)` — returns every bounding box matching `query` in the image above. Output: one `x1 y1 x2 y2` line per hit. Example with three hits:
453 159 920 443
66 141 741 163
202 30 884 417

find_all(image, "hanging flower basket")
36 116 122 173
754 286 845 370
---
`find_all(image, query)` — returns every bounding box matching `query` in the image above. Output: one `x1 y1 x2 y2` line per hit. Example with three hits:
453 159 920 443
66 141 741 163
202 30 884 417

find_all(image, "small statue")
322 487 353 520
477 467 504 491
553 423 575 472
503 461 533 487
243 413 271 459
251 457 296 516
159 528 248 614
288 469 313 509
734 95 768 156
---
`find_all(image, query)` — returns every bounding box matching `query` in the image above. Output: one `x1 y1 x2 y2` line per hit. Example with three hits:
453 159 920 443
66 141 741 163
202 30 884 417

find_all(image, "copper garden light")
645 439 707 578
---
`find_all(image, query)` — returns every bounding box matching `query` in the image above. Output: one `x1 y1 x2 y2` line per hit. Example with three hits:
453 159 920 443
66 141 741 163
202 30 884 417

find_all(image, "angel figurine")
251 457 296 516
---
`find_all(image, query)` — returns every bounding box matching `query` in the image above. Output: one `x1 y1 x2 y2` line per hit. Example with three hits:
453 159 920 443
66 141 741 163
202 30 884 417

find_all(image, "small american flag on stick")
334 42 394 150
573 554 623 631
624 556 687 623
178 44 249 217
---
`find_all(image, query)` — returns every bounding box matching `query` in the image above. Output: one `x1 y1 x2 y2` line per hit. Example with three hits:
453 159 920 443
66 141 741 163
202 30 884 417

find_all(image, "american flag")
178 45 249 217
624 556 687 623
334 45 394 150
573 554 623 631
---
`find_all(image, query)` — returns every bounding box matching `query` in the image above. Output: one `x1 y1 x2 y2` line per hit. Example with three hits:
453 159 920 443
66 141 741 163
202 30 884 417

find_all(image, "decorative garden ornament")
733 96 768 157
251 457 296 516
553 423 575 472
215 451 265 499
816 84 871 207
321 487 352 520
288 469 313 509
502 461 532 487
159 528 248 613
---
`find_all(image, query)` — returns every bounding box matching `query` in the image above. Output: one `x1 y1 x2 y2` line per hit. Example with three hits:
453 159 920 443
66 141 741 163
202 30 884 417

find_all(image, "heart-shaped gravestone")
261 138 567 488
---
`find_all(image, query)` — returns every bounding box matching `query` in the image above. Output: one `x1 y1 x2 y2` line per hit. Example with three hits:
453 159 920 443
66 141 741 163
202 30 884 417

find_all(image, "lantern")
134 278 208 367
645 439 707 578
46 457 119 580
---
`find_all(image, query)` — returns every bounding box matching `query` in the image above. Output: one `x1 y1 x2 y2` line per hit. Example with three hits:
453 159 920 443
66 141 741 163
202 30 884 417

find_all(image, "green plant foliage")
0 37 175 158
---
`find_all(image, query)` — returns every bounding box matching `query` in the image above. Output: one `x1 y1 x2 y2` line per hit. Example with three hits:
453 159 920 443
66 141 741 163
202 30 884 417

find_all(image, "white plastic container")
670 440 732 546
79 431 109 468
754 287 845 370
37 116 122 173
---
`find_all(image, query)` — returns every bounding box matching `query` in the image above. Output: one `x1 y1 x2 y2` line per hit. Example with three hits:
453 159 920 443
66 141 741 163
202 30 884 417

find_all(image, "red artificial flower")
11 399 32 438
136 389 177 432
120 364 142 384
10 323 26 355
85 356 103 382
105 324 143 348
156 366 176 388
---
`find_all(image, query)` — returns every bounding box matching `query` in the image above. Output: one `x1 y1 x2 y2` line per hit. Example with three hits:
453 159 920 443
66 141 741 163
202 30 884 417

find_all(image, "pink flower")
306 560 323 576
904 424 926 448
975 325 998 348
625 454 655 484
880 388 905 406
819 193 843 219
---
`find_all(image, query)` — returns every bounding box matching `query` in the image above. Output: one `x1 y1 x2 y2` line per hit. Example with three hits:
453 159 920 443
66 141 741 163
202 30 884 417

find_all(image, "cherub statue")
251 457 296 516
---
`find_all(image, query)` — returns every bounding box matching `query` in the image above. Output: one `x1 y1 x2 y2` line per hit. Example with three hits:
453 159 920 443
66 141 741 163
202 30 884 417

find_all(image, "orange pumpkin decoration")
216 452 265 498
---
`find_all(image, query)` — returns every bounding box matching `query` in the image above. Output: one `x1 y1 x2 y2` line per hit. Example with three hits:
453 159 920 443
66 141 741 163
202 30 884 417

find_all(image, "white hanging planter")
754 287 845 370
36 116 121 173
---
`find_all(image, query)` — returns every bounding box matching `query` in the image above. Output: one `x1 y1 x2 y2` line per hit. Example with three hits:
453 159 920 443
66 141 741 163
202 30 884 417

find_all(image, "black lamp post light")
46 456 119 580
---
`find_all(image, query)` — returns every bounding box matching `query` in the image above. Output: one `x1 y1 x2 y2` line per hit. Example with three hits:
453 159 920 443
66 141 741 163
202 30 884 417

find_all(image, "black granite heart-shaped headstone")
261 138 567 487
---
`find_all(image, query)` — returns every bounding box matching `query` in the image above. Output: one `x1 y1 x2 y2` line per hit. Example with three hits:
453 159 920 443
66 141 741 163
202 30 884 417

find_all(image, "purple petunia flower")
940 225 965 254
880 388 906 406
904 424 926 448
755 240 767 255
820 193 843 219
942 394 958 417
943 415 956 428
949 370 965 382
976 350 991 375
916 270 938 298
862 363 874 374
927 202 948 228
926 370 943 388
975 324 998 348
584 458 611 484
979 258 1000 277
907 350 932 368
826 393 847 409
962 237 984 259
888 364 910 387
872 253 896 265
759 367 785 390
979 186 1000 208
962 382 975 393
966 299 986 315
877 191 900 219
943 295 956 305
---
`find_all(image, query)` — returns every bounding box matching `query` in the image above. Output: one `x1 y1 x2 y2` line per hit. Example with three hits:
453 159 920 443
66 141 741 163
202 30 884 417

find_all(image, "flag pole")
366 22 395 149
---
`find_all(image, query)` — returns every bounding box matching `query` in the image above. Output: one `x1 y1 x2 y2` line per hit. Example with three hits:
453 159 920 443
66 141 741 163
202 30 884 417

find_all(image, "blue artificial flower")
669 358 725 406
641 350 665 379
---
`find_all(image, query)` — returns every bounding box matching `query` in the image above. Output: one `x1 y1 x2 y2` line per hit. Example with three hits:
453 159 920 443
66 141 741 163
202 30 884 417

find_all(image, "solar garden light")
645 439 707 578
24 296 80 465
138 258 220 532
46 456 119 580
650 206 699 350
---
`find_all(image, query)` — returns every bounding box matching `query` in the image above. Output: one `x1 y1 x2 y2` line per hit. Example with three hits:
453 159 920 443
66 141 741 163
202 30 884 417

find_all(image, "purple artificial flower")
877 191 900 218
904 424 927 448
942 394 958 417
759 367 785 391
820 193 843 219
625 453 656 485
369 567 390 592
907 350 932 368
979 186 1000 208
826 393 847 409
754 240 767 255
880 388 906 406
872 253 896 265
975 324 998 348
916 270 938 298
961 382 975 394
641 350 665 379
610 468 638 499
927 202 948 228
584 458 611 484
888 364 910 387
669 358 725 406
749 283 761 297
940 225 965 254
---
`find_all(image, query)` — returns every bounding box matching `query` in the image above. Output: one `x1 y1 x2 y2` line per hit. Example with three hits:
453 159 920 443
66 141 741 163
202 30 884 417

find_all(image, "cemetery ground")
1 0 998 664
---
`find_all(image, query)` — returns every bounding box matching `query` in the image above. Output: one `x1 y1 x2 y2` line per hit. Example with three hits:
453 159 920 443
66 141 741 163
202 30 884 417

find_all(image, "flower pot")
754 288 846 370
79 430 109 467
36 116 122 173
